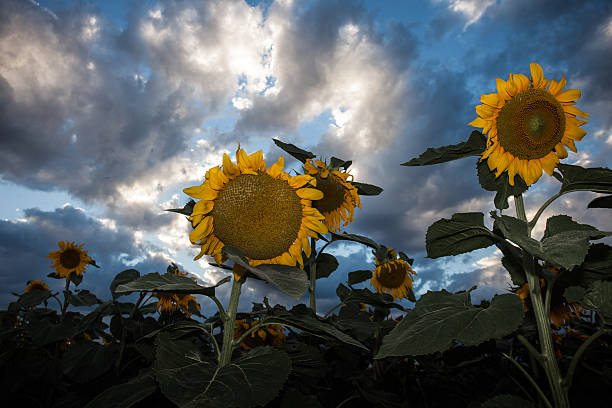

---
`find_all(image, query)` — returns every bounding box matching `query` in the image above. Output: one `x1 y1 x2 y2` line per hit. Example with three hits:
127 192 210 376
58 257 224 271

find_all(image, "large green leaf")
273 138 316 163
8 289 52 311
557 164 612 195
588 195 612 209
84 370 158 408
114 272 218 296
65 289 102 307
375 290 524 358
154 334 291 408
425 212 498 258
329 156 352 170
222 246 308 299
477 160 528 210
578 280 612 326
330 231 380 250
110 269 141 299
352 181 383 196
336 284 406 310
266 304 369 351
62 342 119 383
493 214 611 270
573 244 612 283
347 269 373 285
401 131 486 166
315 253 338 279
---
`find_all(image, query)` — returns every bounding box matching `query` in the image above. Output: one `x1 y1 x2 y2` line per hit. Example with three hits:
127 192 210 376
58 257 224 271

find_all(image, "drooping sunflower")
234 319 286 350
303 158 361 232
184 146 328 270
370 247 416 301
469 63 589 186
153 267 201 316
24 279 50 293
515 274 584 329
47 241 93 279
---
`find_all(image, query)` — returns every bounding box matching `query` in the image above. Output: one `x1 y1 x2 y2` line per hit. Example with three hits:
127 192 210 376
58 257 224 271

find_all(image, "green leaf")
493 214 611 270
401 131 486 166
315 253 338 279
573 244 612 283
9 289 52 310
330 156 352 170
84 370 158 408
498 244 526 286
273 138 316 163
425 212 497 258
481 394 536 408
335 284 405 310
267 304 369 350
477 160 528 210
110 269 141 299
65 289 102 307
154 333 291 408
375 290 524 358
62 342 119 383
222 246 308 299
165 199 196 216
114 272 218 296
579 280 612 326
348 269 373 285
588 195 612 208
564 286 586 303
352 181 383 196
330 231 380 250
557 164 612 195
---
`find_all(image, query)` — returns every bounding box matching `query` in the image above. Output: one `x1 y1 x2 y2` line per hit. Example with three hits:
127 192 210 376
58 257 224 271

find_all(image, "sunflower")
184 146 328 270
47 241 93 279
24 279 50 293
153 267 201 316
234 319 286 350
515 274 584 329
370 247 416 301
469 63 589 186
303 158 361 232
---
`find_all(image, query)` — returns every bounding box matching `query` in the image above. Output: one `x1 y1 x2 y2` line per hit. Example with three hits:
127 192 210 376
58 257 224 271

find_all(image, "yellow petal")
315 159 326 169
266 156 284 178
530 63 545 89
540 152 559 175
301 235 311 258
480 93 499 107
495 78 509 100
513 73 529 93
208 166 229 190
563 105 589 118
304 159 319 175
564 125 587 141
192 200 214 216
476 104 498 119
183 184 219 200
555 143 568 159
548 74 566 96
505 73 517 97
564 138 577 153
507 159 518 186
296 188 324 200
468 116 488 129
223 153 240 177
288 174 314 188
189 216 213 243
303 217 328 235
556 89 581 103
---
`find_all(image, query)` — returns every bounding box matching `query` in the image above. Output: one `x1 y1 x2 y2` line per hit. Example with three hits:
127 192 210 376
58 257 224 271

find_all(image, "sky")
1 0 611 315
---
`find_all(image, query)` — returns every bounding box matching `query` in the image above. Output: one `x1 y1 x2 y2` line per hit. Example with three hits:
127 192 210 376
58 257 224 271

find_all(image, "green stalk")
60 277 71 320
219 276 244 367
514 194 569 408
309 237 318 314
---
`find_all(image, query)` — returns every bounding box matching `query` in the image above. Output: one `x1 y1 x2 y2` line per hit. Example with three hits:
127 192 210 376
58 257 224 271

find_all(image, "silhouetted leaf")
114 272 218 296
588 195 612 208
316 253 338 279
9 289 52 310
564 286 586 303
579 280 612 326
65 289 102 307
352 181 383 196
165 199 196 216
62 342 119 383
477 160 528 210
348 270 373 285
330 231 380 250
573 244 612 284
84 370 157 408
335 284 405 310
330 156 352 170
110 269 140 299
426 212 498 258
222 246 308 299
401 131 486 166
154 333 291 408
273 138 316 163
557 164 612 195
375 290 524 358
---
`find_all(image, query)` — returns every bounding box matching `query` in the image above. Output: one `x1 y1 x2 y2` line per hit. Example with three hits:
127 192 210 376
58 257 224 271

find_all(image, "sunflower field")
1 63 611 408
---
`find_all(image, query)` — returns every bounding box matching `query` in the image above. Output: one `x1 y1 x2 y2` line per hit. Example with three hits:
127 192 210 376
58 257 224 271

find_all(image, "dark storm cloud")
0 205 172 308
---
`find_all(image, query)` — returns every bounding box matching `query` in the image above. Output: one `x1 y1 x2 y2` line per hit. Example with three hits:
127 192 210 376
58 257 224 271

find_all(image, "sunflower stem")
515 194 570 408
501 352 553 408
219 276 243 367
563 328 609 388
60 277 71 320
309 237 318 315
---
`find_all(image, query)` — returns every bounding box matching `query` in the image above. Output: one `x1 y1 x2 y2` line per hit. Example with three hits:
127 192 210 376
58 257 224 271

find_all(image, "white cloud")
434 0 495 29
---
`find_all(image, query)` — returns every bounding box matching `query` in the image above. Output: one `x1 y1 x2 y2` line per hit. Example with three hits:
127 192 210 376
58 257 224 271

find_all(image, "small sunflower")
47 241 93 279
515 273 584 329
370 247 416 301
24 279 50 293
153 267 201 316
184 146 328 270
303 158 361 232
234 319 287 350
469 63 589 186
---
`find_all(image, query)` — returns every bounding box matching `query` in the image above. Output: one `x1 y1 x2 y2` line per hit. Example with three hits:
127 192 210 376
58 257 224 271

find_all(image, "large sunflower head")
24 279 50 293
303 158 361 232
370 247 416 301
153 266 201 316
234 319 287 350
469 63 589 186
184 146 328 270
47 241 93 279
